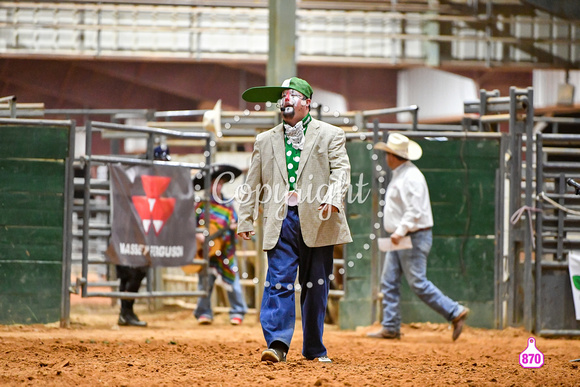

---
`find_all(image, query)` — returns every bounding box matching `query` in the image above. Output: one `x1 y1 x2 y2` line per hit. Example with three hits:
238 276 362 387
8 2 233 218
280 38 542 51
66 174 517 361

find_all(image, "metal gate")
469 87 580 335
65 120 214 326
464 87 535 330
535 122 580 336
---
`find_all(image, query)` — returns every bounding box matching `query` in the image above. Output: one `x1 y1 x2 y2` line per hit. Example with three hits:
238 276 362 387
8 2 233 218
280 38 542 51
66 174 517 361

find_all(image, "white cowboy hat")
373 133 422 161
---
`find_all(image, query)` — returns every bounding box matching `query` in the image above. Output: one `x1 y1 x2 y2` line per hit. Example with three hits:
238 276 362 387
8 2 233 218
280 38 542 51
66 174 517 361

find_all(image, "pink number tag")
519 337 544 368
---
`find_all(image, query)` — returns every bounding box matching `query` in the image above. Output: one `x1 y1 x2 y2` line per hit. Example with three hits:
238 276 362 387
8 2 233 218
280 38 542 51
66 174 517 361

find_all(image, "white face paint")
279 90 306 118
282 106 295 118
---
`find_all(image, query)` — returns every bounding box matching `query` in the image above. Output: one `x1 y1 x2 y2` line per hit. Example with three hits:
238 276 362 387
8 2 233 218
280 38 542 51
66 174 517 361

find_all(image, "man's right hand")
238 231 256 240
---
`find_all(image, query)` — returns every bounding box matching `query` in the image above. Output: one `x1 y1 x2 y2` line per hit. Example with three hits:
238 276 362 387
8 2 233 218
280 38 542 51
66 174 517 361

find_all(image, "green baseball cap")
242 77 313 102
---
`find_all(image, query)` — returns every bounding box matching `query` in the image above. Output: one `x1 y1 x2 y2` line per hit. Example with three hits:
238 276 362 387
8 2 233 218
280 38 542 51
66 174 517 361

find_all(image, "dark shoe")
118 313 147 327
261 348 287 363
452 307 470 341
366 328 401 339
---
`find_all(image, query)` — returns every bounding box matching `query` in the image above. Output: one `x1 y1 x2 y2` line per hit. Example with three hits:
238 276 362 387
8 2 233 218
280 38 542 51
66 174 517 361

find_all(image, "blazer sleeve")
236 135 263 234
323 127 351 211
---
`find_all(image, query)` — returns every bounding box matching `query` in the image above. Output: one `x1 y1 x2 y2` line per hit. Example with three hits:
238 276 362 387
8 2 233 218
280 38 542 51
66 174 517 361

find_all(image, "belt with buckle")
409 227 431 234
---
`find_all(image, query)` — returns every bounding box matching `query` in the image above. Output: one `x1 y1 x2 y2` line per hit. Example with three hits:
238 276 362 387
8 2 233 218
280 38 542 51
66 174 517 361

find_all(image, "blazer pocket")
316 144 328 154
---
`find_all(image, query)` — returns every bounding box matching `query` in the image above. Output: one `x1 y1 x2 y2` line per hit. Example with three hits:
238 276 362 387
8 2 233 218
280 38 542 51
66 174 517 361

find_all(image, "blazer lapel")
295 119 321 182
271 124 288 184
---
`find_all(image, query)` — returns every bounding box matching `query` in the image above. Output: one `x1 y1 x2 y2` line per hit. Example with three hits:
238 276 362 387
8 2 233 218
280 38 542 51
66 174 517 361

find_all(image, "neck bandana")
284 115 311 150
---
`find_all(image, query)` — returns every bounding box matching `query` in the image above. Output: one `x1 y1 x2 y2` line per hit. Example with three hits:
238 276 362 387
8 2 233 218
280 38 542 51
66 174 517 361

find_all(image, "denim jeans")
380 229 463 332
260 206 334 359
194 268 248 320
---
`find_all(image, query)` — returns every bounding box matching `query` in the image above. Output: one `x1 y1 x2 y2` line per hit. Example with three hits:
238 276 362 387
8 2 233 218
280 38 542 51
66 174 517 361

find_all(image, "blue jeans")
260 206 334 359
380 229 464 332
194 268 248 320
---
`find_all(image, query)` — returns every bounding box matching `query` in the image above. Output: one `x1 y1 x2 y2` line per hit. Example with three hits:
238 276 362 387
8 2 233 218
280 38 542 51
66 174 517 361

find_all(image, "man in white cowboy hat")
367 133 469 341
237 77 352 363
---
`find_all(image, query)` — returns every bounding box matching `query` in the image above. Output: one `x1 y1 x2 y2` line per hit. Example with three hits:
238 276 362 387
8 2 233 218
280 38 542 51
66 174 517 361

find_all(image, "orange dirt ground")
2 300 580 386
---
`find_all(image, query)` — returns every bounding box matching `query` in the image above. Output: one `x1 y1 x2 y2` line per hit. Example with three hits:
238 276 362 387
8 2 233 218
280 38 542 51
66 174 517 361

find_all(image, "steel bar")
535 117 580 124
541 134 580 142
523 87 534 332
507 86 520 327
538 329 580 337
81 121 93 299
85 290 208 298
540 261 572 269
154 109 207 118
60 119 76 328
480 114 511 123
82 155 206 169
90 121 211 139
0 117 72 126
46 108 150 116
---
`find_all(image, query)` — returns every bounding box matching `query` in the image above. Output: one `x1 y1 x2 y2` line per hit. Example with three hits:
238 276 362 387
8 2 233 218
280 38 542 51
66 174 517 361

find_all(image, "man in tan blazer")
238 77 352 364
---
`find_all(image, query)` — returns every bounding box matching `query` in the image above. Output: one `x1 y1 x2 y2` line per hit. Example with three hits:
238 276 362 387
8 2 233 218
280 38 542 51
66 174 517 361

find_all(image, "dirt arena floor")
2 301 580 386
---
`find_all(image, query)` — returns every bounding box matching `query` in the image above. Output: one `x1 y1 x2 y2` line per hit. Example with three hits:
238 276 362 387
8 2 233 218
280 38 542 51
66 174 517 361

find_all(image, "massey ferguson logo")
131 175 176 236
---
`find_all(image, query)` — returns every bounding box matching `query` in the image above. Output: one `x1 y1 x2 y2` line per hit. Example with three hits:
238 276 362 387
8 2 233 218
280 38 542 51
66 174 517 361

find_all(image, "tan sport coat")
237 118 353 251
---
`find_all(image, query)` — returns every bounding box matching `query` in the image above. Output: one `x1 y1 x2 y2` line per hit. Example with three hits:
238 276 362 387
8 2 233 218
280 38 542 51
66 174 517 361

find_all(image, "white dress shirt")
383 161 434 236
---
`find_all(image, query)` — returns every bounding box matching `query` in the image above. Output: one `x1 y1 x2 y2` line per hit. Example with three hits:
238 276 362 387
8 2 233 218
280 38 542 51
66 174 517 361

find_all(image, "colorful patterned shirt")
195 195 238 286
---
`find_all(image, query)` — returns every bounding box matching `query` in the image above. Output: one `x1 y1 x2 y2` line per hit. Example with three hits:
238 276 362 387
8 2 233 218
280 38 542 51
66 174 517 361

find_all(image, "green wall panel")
416 139 500 171
0 243 63 261
0 160 65 194
0 192 64 211
346 212 374 234
399 138 499 328
0 262 62 294
426 172 496 208
0 123 70 325
343 277 372 301
0 126 70 159
426 170 496 236
341 142 376 328
429 237 495 270
0 227 64 261
0 208 64 227
345 238 373 279
0 226 63 245
0 294 61 325
339 298 374 330
0 250 63 325
342 138 499 330
346 180 372 213
348 142 375 174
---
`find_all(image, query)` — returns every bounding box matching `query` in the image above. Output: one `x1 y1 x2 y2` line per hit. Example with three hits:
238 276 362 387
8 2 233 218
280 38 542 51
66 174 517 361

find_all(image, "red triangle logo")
141 175 171 198
151 198 176 236
131 175 175 236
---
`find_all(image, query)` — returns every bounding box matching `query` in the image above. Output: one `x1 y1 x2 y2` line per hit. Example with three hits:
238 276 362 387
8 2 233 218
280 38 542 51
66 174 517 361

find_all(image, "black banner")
105 163 196 267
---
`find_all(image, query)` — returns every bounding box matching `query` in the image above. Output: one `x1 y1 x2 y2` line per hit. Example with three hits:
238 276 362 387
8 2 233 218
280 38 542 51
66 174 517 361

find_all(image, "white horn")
202 99 222 138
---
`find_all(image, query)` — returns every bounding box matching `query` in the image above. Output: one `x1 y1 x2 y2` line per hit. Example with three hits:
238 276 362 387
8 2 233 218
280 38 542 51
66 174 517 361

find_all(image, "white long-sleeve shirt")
383 161 434 236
